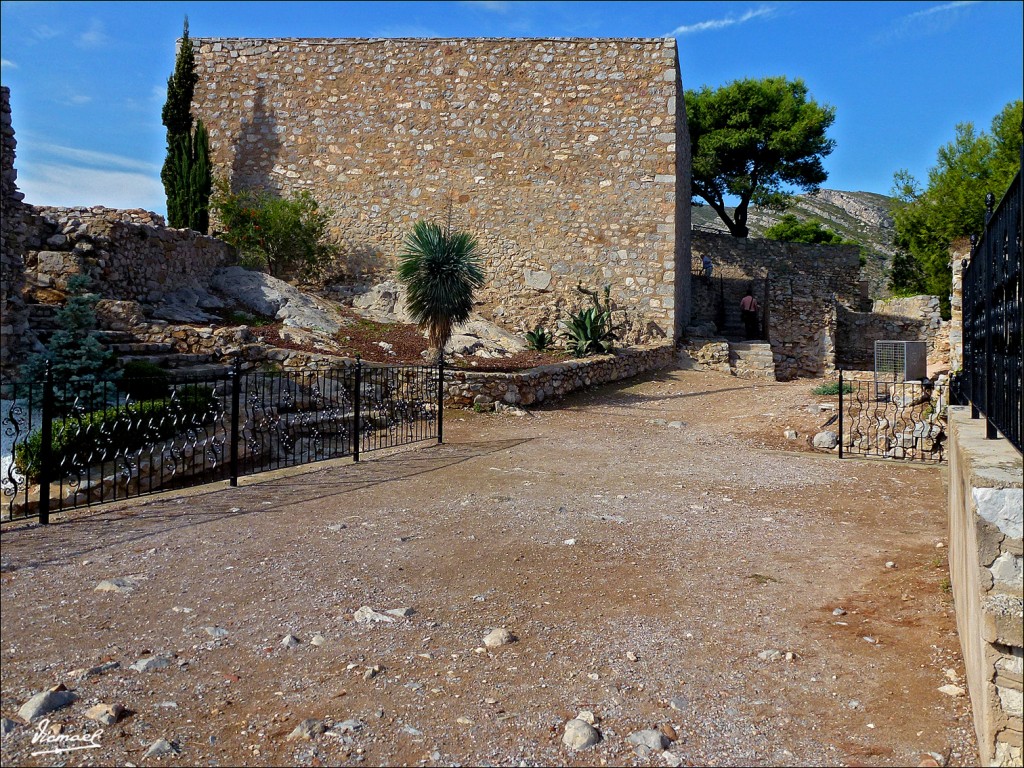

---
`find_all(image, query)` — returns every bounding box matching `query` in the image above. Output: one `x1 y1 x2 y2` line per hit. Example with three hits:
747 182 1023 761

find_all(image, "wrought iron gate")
837 370 949 463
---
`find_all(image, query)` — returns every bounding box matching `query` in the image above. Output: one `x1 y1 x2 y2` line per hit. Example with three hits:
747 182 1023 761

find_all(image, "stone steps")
729 341 776 380
110 341 175 355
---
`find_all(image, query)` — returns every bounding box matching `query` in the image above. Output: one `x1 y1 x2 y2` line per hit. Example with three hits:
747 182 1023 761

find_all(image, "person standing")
701 254 713 283
740 289 759 339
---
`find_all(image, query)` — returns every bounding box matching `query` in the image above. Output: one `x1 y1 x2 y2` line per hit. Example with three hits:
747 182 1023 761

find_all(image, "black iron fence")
960 170 1023 454
837 371 949 463
1 358 442 525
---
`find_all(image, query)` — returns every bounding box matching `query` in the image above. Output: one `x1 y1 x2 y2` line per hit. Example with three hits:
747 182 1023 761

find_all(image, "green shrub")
14 386 218 482
22 274 117 413
812 381 853 396
525 325 553 351
211 178 338 279
120 360 171 401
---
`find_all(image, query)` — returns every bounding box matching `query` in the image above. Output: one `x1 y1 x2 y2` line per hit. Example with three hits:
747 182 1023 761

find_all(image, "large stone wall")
947 407 1023 767
191 37 690 343
689 231 861 380
0 86 30 377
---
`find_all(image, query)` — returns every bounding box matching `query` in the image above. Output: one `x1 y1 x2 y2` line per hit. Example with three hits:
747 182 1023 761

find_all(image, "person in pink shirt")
740 289 759 339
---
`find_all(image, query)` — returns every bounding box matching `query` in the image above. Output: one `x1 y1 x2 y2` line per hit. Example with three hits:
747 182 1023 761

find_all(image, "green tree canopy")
161 17 212 233
889 100 1023 315
764 214 851 245
685 77 836 238
397 220 486 363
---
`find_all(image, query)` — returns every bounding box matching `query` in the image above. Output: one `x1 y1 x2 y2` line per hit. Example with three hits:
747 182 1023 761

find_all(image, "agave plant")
560 283 620 357
397 220 486 363
524 325 553 351
561 306 617 357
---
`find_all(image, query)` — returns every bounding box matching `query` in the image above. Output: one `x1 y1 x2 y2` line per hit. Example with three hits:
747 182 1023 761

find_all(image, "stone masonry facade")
191 37 691 344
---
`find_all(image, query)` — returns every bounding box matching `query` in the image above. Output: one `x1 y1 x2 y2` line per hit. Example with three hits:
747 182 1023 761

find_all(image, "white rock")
17 688 79 721
286 719 325 741
562 718 601 749
354 606 397 623
483 627 515 648
385 607 415 618
204 626 229 638
281 634 301 649
94 577 139 593
812 431 838 449
130 656 171 673
576 710 597 725
310 634 327 646
144 738 179 758
84 703 124 725
758 649 784 662
628 729 668 751
938 684 965 698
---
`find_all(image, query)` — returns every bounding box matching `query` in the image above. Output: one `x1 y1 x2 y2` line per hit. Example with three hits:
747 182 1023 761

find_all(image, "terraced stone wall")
191 37 691 343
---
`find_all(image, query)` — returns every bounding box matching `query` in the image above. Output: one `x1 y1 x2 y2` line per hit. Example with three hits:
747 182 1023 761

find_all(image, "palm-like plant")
397 220 486 363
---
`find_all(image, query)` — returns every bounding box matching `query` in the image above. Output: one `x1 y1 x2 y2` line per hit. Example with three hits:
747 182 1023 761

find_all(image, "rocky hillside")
691 189 896 298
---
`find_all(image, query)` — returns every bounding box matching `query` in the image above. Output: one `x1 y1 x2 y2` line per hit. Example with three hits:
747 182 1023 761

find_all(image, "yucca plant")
524 325 553 351
397 219 486 363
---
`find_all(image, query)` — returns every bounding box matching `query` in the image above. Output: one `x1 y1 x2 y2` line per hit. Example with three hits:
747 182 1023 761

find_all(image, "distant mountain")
691 189 897 299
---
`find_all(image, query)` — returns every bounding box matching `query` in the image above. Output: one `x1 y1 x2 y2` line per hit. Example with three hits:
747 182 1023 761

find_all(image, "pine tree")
160 18 211 233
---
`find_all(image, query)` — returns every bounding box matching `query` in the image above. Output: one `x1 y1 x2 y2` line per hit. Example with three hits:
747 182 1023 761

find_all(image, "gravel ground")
0 367 976 767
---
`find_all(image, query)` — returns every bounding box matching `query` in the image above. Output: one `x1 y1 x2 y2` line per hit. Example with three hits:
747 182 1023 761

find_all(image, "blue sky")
1 1 1021 216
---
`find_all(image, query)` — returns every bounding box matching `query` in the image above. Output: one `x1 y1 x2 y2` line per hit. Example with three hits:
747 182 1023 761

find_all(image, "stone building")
191 37 691 343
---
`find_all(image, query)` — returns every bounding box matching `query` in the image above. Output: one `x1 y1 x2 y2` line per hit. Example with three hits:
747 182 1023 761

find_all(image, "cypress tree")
160 18 211 233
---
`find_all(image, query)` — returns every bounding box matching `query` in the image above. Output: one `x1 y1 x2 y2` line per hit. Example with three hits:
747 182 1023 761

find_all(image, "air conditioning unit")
874 340 928 382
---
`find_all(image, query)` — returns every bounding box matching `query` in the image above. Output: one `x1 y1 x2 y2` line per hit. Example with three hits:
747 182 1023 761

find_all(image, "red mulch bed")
228 308 573 372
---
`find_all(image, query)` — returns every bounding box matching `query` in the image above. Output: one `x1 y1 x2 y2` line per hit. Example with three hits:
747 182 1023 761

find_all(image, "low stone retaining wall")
443 342 676 408
947 407 1023 766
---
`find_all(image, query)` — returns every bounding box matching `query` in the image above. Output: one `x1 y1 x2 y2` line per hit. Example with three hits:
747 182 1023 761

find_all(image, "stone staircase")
728 341 776 380
98 330 224 379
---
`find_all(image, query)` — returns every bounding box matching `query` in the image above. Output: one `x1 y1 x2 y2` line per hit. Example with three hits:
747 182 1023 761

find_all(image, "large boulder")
212 267 345 335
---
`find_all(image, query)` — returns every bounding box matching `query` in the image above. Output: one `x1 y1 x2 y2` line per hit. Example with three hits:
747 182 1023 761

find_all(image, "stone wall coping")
948 406 1024 494
194 36 673 45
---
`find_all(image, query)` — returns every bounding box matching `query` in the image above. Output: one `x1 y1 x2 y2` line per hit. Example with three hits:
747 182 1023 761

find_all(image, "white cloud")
878 0 979 42
32 24 62 41
1 59 18 70
461 1 510 12
76 19 108 49
32 143 160 174
16 162 165 213
906 1 979 20
665 5 776 36
62 94 94 106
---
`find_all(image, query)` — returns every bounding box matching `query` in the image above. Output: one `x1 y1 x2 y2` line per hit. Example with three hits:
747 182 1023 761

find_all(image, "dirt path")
0 368 977 767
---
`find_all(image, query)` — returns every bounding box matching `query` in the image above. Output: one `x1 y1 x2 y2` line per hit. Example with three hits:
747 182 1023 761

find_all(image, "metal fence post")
437 354 444 445
353 355 361 463
229 359 241 486
838 369 844 460
37 362 54 525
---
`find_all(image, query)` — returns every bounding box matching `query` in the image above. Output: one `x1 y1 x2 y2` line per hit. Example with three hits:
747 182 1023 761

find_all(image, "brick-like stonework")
191 37 690 343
